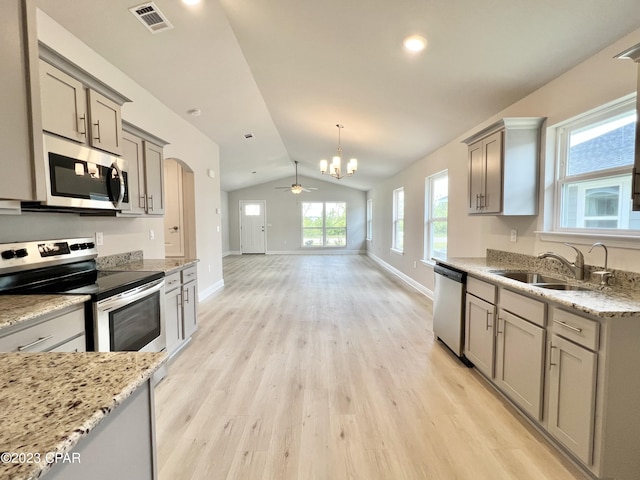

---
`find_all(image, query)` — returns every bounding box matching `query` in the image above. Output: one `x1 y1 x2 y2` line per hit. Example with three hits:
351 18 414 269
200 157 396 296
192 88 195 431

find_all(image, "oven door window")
109 291 161 351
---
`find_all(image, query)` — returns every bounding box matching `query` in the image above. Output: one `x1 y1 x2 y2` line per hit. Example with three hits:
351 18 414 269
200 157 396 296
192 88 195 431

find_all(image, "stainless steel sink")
536 283 592 291
491 270 592 291
492 271 564 284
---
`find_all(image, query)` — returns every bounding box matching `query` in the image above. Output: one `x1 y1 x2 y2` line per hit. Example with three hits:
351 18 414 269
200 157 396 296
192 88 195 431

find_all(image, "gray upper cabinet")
120 122 168 216
463 117 545 216
40 60 123 155
0 0 45 203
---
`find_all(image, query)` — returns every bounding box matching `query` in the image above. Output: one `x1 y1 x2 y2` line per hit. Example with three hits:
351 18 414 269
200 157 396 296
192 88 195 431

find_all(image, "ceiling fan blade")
275 186 291 189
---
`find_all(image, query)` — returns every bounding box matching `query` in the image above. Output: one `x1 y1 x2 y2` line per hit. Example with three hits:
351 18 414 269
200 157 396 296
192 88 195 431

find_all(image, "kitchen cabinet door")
144 142 165 215
0 0 44 202
547 334 597 465
464 293 495 378
121 132 146 215
482 131 503 213
182 280 198 340
88 89 122 155
468 140 484 213
495 310 545 420
39 59 87 143
164 286 183 356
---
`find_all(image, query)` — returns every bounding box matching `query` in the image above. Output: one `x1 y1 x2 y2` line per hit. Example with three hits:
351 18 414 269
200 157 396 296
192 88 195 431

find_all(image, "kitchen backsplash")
96 250 143 269
487 249 640 291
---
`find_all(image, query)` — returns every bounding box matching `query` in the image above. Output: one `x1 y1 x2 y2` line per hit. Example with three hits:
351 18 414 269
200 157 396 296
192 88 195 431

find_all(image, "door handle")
169 226 179 232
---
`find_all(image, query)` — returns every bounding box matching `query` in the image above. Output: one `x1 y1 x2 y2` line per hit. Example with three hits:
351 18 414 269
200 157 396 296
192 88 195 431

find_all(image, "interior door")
240 200 266 254
164 159 184 257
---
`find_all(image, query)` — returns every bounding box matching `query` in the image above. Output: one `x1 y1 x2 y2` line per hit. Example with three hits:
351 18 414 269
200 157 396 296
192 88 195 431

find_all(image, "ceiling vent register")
129 2 174 34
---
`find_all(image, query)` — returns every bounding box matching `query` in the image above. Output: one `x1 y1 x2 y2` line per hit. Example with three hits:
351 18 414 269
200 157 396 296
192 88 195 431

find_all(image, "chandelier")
320 124 358 180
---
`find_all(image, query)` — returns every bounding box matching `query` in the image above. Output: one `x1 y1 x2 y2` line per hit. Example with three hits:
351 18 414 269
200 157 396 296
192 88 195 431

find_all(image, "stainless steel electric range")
0 237 165 352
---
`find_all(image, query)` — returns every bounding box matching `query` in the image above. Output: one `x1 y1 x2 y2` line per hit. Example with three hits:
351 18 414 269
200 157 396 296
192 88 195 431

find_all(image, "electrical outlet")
510 229 517 242
95 232 103 246
413 261 417 268
208 264 211 273
149 229 155 240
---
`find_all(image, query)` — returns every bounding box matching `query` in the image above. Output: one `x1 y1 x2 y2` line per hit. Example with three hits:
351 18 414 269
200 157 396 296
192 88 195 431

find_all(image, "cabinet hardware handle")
149 195 154 211
485 310 492 330
93 120 101 142
184 287 189 303
177 292 182 307
479 194 485 209
553 319 582 333
141 195 147 210
78 115 87 136
549 343 557 367
18 335 54 351
497 317 504 335
476 194 480 209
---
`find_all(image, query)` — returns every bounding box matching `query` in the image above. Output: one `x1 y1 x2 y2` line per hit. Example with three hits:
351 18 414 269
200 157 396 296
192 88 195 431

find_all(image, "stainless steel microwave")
40 134 129 211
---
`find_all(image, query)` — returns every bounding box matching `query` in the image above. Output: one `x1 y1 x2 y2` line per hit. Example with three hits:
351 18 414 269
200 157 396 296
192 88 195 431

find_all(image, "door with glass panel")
240 200 266 254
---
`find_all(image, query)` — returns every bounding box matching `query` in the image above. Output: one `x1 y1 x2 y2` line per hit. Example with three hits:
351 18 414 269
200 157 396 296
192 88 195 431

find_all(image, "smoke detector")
130 2 173 34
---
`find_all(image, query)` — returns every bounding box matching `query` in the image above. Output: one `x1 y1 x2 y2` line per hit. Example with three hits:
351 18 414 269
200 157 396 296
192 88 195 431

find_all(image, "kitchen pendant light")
320 124 358 180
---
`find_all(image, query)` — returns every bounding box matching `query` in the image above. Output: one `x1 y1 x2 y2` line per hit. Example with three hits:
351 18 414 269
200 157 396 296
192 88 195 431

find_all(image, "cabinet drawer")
467 276 496 304
499 289 546 327
49 334 86 352
181 265 197 282
0 306 85 352
165 272 181 292
551 308 599 351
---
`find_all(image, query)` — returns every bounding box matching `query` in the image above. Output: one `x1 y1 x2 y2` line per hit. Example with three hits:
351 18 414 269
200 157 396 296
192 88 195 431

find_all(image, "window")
425 171 448 260
366 199 373 241
302 202 347 247
556 97 640 232
392 188 404 252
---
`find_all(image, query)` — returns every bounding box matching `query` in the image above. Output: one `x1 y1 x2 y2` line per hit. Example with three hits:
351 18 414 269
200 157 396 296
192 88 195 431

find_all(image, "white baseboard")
224 250 241 257
199 279 224 302
266 249 366 255
367 252 433 299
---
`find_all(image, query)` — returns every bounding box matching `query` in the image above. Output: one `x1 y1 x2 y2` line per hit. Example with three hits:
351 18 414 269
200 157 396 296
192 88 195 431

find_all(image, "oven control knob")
1 250 16 260
69 244 80 251
86 242 96 249
14 248 28 258
79 243 88 250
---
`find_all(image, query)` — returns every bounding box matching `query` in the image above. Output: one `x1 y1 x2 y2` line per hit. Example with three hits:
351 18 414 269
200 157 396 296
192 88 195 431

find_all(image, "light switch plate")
510 229 517 242
95 232 104 246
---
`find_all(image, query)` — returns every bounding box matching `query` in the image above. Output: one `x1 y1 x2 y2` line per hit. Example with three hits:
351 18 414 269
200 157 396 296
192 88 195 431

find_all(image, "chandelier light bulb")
319 124 358 180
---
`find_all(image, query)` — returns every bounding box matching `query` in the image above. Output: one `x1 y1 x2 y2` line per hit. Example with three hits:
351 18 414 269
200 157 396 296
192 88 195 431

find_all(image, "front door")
240 200 266 254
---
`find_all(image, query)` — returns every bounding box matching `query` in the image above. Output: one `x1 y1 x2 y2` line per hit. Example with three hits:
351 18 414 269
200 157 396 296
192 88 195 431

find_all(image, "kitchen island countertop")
0 295 90 331
0 351 165 480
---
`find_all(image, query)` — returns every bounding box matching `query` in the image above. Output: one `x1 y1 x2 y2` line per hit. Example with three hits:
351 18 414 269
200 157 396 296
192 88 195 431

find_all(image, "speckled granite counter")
436 256 640 318
0 296 89 331
0 351 165 480
101 258 198 275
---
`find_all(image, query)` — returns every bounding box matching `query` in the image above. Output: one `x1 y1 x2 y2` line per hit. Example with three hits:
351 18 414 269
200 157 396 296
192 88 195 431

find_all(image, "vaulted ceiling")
35 0 640 192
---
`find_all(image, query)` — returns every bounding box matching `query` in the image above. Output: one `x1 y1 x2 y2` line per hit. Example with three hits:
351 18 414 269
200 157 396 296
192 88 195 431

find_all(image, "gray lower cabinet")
164 266 198 357
46 380 157 480
495 309 545 420
464 293 495 378
547 333 597 465
0 305 86 353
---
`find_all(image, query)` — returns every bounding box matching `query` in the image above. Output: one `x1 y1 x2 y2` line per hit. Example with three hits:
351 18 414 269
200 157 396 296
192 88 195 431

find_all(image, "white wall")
367 27 640 295
227 176 366 253
0 10 224 298
221 190 230 256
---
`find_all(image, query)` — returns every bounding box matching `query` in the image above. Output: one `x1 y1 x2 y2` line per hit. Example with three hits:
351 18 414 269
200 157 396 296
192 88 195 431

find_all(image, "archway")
164 157 196 259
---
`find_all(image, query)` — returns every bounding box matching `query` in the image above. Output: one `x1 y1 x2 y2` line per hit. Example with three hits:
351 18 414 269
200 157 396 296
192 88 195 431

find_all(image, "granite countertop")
102 258 198 275
0 295 90 331
0 351 165 480
436 256 640 318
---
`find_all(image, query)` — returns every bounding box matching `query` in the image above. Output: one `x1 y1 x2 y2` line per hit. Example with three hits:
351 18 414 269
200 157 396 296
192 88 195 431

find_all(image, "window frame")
553 95 638 236
366 198 373 241
301 201 347 248
424 170 448 262
392 187 404 253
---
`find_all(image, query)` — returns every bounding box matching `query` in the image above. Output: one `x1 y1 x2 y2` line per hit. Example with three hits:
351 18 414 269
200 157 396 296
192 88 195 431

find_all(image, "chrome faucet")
588 242 613 286
537 243 584 280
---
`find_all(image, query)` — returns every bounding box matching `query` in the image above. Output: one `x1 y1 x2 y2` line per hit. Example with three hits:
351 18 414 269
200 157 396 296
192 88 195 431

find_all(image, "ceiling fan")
275 161 318 194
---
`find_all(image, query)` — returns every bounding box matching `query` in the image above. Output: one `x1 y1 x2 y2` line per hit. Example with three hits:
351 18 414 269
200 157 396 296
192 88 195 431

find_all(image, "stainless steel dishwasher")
433 263 471 366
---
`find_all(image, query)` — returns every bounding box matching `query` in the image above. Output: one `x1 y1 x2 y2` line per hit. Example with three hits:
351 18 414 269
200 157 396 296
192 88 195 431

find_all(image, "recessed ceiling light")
403 34 427 52
182 0 201 5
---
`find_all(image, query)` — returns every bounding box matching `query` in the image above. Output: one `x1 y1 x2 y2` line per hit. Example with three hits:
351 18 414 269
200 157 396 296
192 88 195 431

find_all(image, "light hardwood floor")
155 254 588 480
